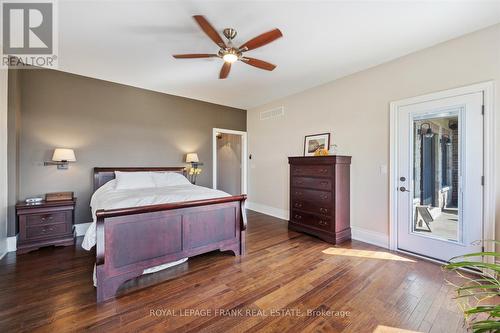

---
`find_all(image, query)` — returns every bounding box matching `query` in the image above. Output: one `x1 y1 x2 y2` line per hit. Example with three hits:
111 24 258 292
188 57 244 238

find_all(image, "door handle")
399 186 410 192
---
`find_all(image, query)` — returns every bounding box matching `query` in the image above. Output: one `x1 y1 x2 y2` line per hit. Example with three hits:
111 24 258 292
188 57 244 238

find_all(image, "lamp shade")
186 153 199 163
52 148 76 162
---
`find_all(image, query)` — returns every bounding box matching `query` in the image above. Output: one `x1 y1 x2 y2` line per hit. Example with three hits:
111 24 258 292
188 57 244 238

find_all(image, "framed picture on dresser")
303 133 330 156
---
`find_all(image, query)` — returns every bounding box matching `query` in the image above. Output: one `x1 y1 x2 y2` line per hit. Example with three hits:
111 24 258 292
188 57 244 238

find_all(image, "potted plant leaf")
444 241 500 332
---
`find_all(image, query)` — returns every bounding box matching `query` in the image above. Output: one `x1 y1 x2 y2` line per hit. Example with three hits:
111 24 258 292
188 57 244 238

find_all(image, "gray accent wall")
8 69 246 234
7 69 21 236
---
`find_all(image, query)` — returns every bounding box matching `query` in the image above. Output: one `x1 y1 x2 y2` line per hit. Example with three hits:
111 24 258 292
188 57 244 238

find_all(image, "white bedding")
82 179 230 285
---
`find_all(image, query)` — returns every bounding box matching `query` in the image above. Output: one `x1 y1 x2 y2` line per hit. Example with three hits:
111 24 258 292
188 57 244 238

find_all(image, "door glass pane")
412 113 460 242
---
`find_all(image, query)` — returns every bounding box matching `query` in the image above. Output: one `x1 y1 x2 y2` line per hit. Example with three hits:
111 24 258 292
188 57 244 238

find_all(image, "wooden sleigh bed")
92 167 247 303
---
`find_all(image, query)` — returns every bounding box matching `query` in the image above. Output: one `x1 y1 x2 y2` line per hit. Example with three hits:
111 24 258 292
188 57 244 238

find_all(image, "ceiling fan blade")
239 28 282 51
219 62 231 79
193 15 226 49
173 54 218 59
241 57 276 71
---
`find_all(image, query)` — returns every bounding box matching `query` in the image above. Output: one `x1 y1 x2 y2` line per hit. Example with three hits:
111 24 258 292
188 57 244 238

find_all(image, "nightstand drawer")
26 212 67 226
26 222 71 240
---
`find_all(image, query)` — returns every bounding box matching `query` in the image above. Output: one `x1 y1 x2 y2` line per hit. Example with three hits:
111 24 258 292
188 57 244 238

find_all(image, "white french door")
396 92 484 261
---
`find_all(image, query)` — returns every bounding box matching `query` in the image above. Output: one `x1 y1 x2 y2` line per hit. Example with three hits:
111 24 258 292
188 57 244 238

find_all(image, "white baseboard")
246 202 390 249
351 226 389 249
1 224 90 254
7 235 17 252
247 201 289 221
74 222 91 237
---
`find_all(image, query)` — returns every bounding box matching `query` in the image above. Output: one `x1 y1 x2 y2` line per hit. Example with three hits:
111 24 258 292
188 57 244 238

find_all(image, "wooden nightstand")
16 199 76 254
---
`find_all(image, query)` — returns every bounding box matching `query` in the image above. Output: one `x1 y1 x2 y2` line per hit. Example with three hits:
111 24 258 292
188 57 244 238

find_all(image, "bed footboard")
95 195 246 303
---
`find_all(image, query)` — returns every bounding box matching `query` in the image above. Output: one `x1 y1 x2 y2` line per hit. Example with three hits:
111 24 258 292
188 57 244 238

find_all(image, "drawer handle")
319 208 328 214
296 180 303 184
40 216 54 222
319 169 328 174
41 226 55 233
319 181 329 186
295 191 303 196
294 202 303 208
294 214 302 220
318 220 328 226
320 194 329 200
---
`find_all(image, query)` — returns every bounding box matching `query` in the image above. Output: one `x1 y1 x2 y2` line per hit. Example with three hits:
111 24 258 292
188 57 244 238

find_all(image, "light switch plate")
380 165 388 175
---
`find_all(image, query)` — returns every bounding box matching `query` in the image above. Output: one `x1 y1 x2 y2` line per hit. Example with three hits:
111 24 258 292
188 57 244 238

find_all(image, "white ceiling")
57 1 500 109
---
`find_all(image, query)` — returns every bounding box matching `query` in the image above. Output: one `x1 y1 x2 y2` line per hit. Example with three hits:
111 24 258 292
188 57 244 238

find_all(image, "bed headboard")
93 167 187 192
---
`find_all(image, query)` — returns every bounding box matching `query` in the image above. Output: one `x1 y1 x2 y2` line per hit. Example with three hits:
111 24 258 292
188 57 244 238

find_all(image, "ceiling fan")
173 15 283 79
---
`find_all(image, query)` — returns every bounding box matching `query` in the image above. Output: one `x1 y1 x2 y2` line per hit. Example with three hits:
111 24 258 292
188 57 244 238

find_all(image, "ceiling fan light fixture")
222 52 238 63
173 15 282 78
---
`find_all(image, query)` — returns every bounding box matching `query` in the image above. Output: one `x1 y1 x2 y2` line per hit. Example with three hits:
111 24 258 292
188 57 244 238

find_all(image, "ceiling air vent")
260 106 284 120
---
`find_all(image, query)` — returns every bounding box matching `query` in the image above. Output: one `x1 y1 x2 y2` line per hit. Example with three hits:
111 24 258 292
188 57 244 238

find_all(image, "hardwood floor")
0 211 467 332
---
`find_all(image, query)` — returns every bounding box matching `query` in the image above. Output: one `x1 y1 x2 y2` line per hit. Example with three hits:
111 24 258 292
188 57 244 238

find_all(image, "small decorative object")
328 144 338 155
25 197 43 204
44 148 76 169
314 148 329 156
46 191 74 202
303 133 330 156
186 153 203 184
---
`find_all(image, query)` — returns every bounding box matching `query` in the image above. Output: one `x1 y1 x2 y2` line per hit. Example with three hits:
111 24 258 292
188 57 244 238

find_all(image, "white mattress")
82 179 230 285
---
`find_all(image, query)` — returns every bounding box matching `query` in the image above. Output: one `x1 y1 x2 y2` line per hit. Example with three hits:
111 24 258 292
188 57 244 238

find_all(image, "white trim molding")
3 223 91 254
74 222 91 237
212 128 248 194
0 68 7 259
246 201 289 221
7 235 17 252
351 226 390 249
389 81 496 258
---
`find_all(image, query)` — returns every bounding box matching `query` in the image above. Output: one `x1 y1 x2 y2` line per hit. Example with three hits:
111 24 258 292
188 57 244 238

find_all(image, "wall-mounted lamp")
44 148 76 169
186 153 201 169
441 134 452 146
418 122 434 138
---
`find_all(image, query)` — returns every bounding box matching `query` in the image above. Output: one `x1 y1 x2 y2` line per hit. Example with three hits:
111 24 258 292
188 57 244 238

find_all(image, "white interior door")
397 92 483 261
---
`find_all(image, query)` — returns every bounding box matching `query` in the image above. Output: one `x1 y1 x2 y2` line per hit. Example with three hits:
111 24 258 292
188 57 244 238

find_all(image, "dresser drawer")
26 212 67 226
290 210 332 231
291 188 332 204
291 165 332 177
292 177 332 191
26 222 71 240
291 200 332 216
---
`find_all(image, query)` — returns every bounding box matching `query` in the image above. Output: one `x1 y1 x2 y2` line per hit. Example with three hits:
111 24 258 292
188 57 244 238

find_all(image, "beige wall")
13 69 245 230
0 68 8 255
217 133 242 195
248 24 500 242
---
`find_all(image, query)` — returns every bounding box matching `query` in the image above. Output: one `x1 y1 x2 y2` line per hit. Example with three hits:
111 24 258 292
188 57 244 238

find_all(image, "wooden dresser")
288 156 351 244
16 199 76 254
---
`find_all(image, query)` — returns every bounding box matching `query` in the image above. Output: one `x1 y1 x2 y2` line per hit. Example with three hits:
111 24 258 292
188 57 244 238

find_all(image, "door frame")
212 128 248 194
389 81 496 260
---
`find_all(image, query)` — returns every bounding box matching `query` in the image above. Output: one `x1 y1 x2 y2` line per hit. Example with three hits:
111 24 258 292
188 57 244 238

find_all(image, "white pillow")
151 172 191 187
114 171 156 190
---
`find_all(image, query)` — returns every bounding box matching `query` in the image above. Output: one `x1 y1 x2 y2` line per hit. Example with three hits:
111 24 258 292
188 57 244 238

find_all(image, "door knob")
399 186 410 192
